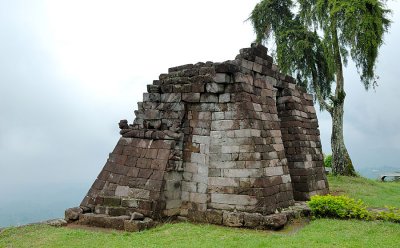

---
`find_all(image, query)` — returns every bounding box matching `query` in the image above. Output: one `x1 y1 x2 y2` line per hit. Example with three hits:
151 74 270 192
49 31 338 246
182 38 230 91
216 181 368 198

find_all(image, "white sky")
1 0 400 191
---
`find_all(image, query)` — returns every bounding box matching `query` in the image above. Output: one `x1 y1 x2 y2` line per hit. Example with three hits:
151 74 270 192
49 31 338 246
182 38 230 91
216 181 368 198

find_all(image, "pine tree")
249 0 391 175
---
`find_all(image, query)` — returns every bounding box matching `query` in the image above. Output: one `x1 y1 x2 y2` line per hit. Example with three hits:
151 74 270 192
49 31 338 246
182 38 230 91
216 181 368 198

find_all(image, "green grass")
1 220 400 248
1 175 399 247
327 175 400 208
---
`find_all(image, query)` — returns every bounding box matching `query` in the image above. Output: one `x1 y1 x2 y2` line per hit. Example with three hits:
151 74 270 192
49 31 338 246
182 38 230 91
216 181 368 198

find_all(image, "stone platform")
66 202 310 232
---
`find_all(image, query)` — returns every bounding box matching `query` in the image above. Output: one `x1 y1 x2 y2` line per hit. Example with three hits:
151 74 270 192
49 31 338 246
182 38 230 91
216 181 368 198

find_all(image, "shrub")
324 154 332 168
377 207 400 223
308 195 372 220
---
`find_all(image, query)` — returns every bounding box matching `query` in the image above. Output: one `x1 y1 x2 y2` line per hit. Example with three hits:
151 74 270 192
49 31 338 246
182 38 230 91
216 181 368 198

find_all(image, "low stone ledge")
124 218 157 232
184 201 310 231
77 213 130 230
65 207 83 222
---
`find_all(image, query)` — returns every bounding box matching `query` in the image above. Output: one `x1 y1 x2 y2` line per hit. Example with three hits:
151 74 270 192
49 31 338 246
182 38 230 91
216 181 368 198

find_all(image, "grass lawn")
327 175 400 208
1 175 399 247
1 220 400 248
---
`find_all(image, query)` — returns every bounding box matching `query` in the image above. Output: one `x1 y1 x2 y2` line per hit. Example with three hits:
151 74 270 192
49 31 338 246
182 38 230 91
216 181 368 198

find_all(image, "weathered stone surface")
123 217 156 232
78 213 130 230
65 207 83 221
223 211 244 227
205 209 223 225
130 212 145 220
243 213 262 228
75 44 328 232
262 213 288 230
43 218 68 227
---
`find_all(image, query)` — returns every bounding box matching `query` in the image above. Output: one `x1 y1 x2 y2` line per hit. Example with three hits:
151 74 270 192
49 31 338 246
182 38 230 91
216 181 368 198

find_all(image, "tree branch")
312 80 333 115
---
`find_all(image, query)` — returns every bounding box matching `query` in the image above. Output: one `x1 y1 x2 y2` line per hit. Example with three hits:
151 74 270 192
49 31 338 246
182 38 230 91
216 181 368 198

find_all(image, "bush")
324 154 332 168
308 195 372 220
377 207 400 223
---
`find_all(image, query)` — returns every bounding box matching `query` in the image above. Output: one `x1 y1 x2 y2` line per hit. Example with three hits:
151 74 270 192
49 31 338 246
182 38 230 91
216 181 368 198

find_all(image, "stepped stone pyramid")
66 44 328 231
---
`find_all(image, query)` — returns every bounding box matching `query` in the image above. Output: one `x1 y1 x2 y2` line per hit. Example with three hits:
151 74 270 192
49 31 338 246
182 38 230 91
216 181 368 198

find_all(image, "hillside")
1 176 399 248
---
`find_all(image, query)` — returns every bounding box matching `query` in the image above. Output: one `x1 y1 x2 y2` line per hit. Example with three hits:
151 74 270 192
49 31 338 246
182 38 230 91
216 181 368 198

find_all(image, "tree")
249 0 391 176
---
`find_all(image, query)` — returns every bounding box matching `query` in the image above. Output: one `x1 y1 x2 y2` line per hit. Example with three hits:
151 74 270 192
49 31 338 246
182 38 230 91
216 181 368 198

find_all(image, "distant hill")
357 166 400 180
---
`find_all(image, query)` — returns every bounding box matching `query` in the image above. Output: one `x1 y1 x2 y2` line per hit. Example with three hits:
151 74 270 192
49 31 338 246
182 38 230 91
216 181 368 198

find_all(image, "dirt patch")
278 218 310 235
65 223 127 233
330 190 345 196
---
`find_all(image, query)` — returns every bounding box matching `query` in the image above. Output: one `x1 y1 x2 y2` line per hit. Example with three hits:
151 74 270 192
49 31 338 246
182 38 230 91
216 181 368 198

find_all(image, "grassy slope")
327 175 400 208
0 219 400 247
1 176 399 248
1 220 400 248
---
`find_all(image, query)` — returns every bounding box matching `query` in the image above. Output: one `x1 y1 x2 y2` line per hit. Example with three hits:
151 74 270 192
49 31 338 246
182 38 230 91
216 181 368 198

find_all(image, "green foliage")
250 0 391 91
250 0 391 176
324 154 332 168
309 179 400 223
377 207 400 223
308 195 372 220
327 175 400 208
249 0 334 101
2 220 400 248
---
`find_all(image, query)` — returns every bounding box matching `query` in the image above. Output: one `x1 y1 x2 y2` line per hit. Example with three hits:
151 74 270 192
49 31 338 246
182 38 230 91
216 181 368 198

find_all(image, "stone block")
234 73 253 84
197 183 207 193
103 197 121 207
223 169 260 178
211 193 257 205
205 209 223 225
191 153 206 164
252 62 263 73
223 211 244 227
143 93 160 102
211 120 235 131
243 213 263 228
200 93 219 103
209 161 236 169
219 93 230 103
264 166 284 176
130 212 144 220
161 93 181 102
65 207 83 221
221 145 239 153
213 73 231 83
108 207 128 216
124 218 156 232
192 135 210 144
182 181 197 192
121 199 139 208
192 174 208 184
214 62 241 73
188 210 207 223
129 188 150 199
189 192 207 203
182 93 201 102
115 186 130 197
166 199 182 209
212 112 225 120
78 213 130 230
208 177 239 187
206 82 225 93
262 213 287 230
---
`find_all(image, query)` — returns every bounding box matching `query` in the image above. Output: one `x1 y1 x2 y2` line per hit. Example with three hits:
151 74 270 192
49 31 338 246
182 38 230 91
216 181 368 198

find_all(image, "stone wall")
74 44 328 230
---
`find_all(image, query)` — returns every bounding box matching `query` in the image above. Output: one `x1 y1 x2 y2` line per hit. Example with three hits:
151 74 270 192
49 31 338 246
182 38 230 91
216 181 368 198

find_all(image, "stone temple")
66 44 329 231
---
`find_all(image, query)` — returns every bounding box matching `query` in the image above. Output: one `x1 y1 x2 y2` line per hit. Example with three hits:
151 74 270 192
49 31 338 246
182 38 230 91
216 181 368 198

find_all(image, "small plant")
308 195 372 220
377 207 400 223
324 154 332 168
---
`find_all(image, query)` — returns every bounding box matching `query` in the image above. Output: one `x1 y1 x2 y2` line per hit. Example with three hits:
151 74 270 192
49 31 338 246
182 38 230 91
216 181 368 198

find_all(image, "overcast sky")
1 0 399 193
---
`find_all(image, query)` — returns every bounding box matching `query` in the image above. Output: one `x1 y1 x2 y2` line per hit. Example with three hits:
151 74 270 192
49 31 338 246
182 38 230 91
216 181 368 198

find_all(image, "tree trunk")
331 100 356 176
330 24 357 176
